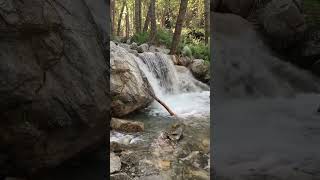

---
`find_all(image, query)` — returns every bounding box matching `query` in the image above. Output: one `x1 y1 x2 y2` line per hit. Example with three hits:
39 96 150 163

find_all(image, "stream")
110 50 210 179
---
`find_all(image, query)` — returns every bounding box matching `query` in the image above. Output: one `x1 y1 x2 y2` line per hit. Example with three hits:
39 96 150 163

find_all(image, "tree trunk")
149 0 157 43
204 0 210 44
126 5 130 39
135 0 142 33
170 0 189 54
117 0 126 36
143 2 152 32
111 0 115 36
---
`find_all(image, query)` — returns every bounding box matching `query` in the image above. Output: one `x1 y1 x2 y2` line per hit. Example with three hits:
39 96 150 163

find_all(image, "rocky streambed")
110 41 211 180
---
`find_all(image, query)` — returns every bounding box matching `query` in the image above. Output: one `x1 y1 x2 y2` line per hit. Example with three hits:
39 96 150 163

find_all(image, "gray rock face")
110 42 153 117
212 13 320 99
0 0 109 176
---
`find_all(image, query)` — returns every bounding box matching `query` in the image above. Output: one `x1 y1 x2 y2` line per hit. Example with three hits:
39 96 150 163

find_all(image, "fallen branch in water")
150 93 176 116
141 75 176 116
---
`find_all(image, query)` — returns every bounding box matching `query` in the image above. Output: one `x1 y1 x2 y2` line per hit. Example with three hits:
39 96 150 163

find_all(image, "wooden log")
150 93 176 116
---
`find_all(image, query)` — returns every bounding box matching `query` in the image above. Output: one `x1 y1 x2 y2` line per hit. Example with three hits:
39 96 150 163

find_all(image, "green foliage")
178 33 210 61
131 31 149 45
189 41 210 61
156 28 173 47
304 0 320 28
182 45 192 57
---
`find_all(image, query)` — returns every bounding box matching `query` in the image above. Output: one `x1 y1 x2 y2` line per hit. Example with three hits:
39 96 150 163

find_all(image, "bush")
131 32 149 45
182 45 192 57
156 28 173 47
189 42 210 61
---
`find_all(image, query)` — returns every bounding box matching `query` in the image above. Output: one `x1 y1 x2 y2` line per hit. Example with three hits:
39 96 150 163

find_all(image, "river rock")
170 55 178 65
110 152 121 174
110 173 131 180
130 42 139 50
178 56 192 67
0 0 109 176
189 59 210 83
111 42 154 117
111 118 144 132
137 43 149 53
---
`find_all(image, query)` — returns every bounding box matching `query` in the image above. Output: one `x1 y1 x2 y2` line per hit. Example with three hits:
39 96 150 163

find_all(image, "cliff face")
0 0 109 176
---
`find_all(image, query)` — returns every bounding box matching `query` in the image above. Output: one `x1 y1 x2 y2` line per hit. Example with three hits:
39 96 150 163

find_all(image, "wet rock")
110 173 132 180
157 160 171 170
111 42 154 117
188 169 209 180
189 59 210 83
130 42 139 50
201 139 210 154
167 122 185 142
137 43 149 53
110 141 123 153
170 55 178 65
178 56 192 67
110 152 121 174
111 118 144 133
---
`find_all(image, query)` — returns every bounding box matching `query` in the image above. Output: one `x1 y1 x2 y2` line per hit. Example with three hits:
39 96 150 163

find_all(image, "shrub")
131 32 149 45
156 28 173 47
189 42 210 61
182 45 192 57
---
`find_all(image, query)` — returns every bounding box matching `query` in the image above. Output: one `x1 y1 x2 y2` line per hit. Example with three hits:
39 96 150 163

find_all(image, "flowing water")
110 48 210 179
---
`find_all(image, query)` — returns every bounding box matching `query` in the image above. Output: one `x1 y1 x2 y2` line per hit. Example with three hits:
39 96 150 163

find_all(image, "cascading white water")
135 51 210 118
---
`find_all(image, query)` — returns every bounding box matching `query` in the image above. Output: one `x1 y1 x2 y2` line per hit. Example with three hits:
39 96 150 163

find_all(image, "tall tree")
135 0 142 33
149 0 157 43
170 0 189 54
143 2 152 32
111 0 115 36
204 0 210 44
126 5 130 39
117 0 126 36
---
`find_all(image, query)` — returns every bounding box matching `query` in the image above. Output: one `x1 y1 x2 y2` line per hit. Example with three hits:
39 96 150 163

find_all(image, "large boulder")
0 0 109 176
258 0 306 49
189 59 210 83
212 13 320 100
110 42 153 117
213 0 305 50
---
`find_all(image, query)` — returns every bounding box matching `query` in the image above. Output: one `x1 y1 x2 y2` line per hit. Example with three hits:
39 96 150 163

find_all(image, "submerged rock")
111 118 144 133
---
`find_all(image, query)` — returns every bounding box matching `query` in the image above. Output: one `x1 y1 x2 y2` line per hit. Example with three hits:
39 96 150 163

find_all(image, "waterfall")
137 52 179 95
132 50 210 118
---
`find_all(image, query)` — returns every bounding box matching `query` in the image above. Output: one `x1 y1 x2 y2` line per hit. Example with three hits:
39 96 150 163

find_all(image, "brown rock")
111 118 144 133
